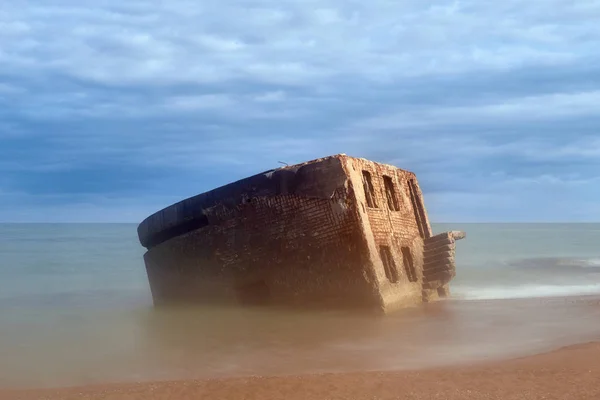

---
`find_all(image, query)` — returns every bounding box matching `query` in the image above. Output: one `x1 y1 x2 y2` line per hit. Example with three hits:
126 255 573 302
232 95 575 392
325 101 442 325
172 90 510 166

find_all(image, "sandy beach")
3 340 599 400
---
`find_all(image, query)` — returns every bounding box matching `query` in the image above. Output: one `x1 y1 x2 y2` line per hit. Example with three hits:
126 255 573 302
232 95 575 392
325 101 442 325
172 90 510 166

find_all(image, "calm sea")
1 223 600 388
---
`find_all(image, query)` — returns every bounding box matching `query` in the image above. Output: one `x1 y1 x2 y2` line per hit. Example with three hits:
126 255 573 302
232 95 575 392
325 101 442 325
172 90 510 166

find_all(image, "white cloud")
352 90 600 131
501 174 600 186
2 0 597 87
254 91 286 102
0 82 24 94
3 0 600 121
162 95 235 112
2 0 600 222
424 174 600 222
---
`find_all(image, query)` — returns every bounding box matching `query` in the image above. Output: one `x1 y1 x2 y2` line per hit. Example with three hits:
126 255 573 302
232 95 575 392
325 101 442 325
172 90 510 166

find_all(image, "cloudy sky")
1 0 599 222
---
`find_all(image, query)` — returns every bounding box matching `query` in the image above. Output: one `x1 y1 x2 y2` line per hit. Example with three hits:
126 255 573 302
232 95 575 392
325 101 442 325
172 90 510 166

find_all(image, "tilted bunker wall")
138 154 454 313
342 157 432 312
142 155 381 310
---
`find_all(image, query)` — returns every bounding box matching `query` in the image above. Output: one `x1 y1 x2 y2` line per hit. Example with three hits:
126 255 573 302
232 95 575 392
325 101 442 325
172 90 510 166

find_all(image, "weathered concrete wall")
139 153 456 313
143 155 380 311
341 156 431 312
138 155 351 249
422 231 466 301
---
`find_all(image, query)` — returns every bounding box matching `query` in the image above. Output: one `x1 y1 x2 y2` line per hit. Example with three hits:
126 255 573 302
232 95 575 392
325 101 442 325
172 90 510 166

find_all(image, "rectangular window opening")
361 170 378 208
401 246 418 283
379 245 399 283
382 175 400 211
408 179 426 239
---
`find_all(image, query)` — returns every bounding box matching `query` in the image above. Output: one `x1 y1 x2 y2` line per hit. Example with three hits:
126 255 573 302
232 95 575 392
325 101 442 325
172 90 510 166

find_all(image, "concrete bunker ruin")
137 154 465 314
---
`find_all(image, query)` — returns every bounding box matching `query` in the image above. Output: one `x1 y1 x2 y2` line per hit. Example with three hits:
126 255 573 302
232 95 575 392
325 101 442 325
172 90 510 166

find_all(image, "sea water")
1 223 600 388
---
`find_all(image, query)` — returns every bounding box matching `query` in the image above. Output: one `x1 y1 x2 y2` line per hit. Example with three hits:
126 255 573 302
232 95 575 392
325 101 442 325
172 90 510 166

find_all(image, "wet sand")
3 340 600 400
3 295 600 399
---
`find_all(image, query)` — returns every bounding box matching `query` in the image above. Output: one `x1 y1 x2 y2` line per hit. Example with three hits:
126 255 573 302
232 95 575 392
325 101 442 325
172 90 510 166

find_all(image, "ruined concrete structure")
137 154 465 313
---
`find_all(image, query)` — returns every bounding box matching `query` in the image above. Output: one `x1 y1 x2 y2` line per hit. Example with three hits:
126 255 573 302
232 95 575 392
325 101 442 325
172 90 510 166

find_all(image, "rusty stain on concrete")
137 154 465 314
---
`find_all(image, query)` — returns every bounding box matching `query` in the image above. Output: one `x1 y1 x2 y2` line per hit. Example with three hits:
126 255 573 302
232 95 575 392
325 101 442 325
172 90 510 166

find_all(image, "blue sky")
1 0 599 222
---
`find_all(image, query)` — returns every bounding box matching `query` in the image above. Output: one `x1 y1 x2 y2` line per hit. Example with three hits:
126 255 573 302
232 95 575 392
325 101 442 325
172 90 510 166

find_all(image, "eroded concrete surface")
138 154 464 313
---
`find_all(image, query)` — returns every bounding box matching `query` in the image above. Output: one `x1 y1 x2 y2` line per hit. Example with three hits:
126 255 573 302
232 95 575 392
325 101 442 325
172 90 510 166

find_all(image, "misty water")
1 223 600 388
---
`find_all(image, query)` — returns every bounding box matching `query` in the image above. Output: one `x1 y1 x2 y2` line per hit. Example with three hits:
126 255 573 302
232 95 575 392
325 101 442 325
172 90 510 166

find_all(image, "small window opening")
382 175 400 211
401 247 417 282
362 170 378 208
408 179 426 239
379 245 399 283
